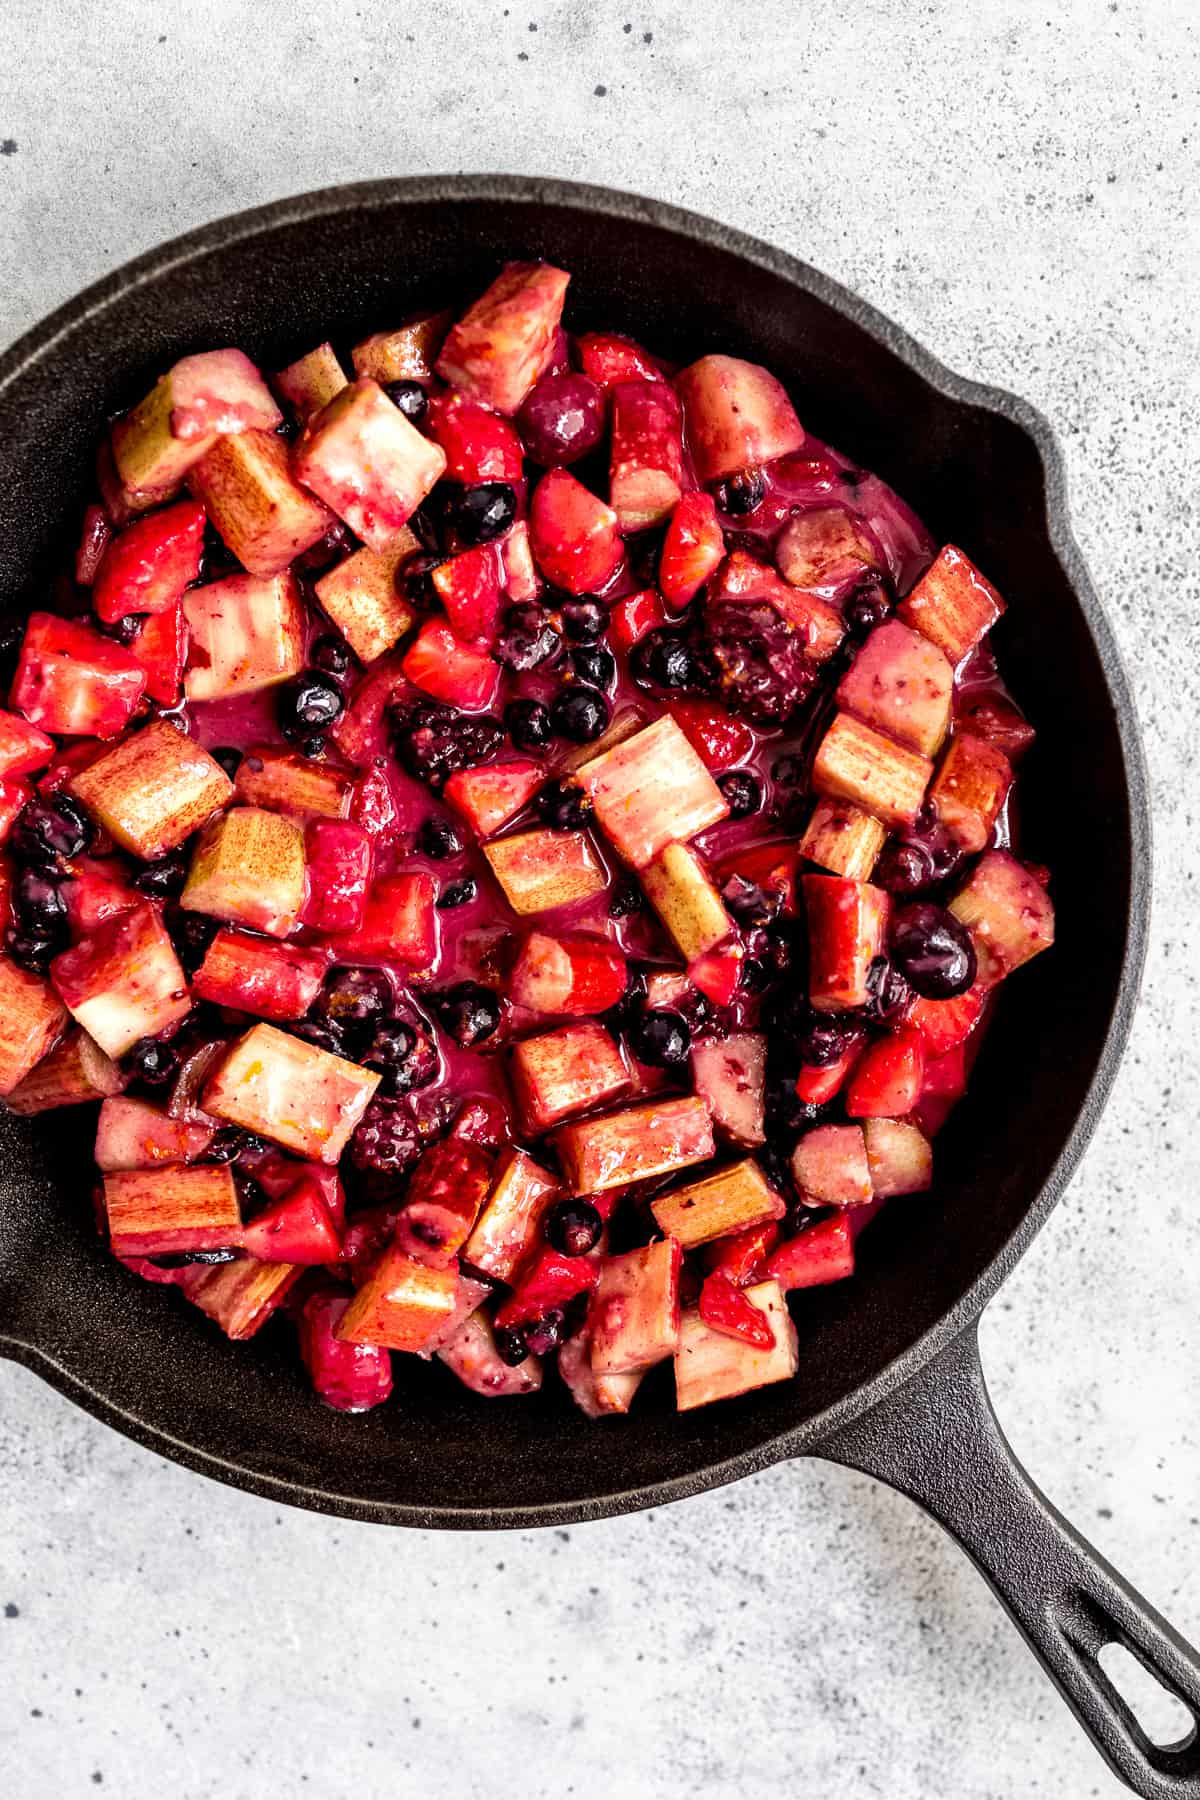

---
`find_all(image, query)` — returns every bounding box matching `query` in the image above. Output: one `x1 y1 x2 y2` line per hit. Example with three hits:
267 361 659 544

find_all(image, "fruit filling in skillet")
0 262 1054 1416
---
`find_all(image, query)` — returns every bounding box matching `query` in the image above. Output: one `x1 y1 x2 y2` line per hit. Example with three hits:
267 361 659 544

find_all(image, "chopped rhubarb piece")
432 543 504 645
62 857 139 936
688 943 745 1007
651 1158 786 1250
94 1096 214 1171
6 1027 122 1114
708 549 845 663
529 468 624 595
112 348 281 492
676 355 806 484
907 982 987 1055
698 1271 775 1350
69 719 233 859
845 1029 926 1119
928 732 1013 853
493 1246 600 1330
437 1309 543 1397
401 617 502 711
240 1174 341 1264
511 1020 632 1134
775 507 879 596
11 612 146 739
767 1216 855 1291
483 827 606 915
181 807 306 937
674 1278 798 1410
97 435 178 527
424 393 524 484
272 343 348 421
500 520 541 601
510 930 627 1018
949 850 1055 985
293 379 446 551
103 1164 241 1259
313 535 419 665
189 429 333 576
182 1257 303 1341
92 499 206 625
837 619 954 756
234 747 352 823
128 604 186 706
610 587 671 653
555 1094 715 1195
803 874 890 1011
331 872 437 967
955 693 1036 760
642 842 734 961
0 958 68 1095
193 929 327 1022
444 759 544 839
703 1219 780 1287
811 712 933 831
591 1238 682 1374
714 838 798 914
558 1330 647 1418
332 652 407 765
51 902 190 1058
555 704 647 777
299 1287 393 1412
416 1271 494 1354
609 380 685 531
897 544 1005 663
659 491 725 609
690 1033 766 1146
863 1117 933 1197
351 311 451 384
0 709 54 778
300 820 373 935
799 798 885 882
792 1123 872 1206
75 504 112 586
576 716 727 868
795 1037 866 1105
393 1137 493 1264
436 262 570 414
664 697 755 772
576 330 665 390
183 571 306 701
204 1023 379 1163
462 1148 560 1282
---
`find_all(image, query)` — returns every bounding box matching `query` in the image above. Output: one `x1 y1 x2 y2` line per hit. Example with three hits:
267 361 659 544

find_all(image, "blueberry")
363 1018 439 1093
148 1248 240 1269
211 746 243 780
494 1323 531 1367
297 733 327 759
167 911 217 974
717 770 762 819
631 1008 691 1070
97 613 145 644
844 581 892 638
505 698 554 752
607 876 644 918
524 1308 568 1355
544 1198 603 1257
395 553 443 611
569 644 616 690
627 528 666 588
135 848 190 900
5 928 56 974
720 874 781 928
632 631 698 691
714 468 766 515
437 878 477 910
278 672 344 740
890 902 977 999
550 684 609 744
310 634 353 677
432 981 503 1047
866 956 914 1023
561 600 607 643
535 779 591 831
316 966 394 1033
417 815 465 860
794 1011 858 1068
493 603 561 672
200 1126 261 1165
872 840 936 896
771 753 807 790
603 963 648 1033
13 866 67 938
11 794 92 867
448 481 518 547
125 1037 179 1086
290 1018 350 1057
383 379 428 423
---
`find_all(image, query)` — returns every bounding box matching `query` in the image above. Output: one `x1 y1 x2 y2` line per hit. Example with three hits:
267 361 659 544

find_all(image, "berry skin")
125 1037 179 1086
13 866 67 940
11 795 92 867
363 1018 440 1094
290 1019 349 1057
278 672 344 740
569 644 616 690
890 903 977 999
200 1126 261 1165
717 770 761 819
396 553 443 611
607 876 644 919
315 966 394 1037
5 928 57 974
631 1008 691 1070
447 481 517 547
310 634 353 676
844 581 892 638
793 1011 858 1068
436 878 477 910
135 848 190 900
534 779 591 831
494 1323 530 1366
550 685 610 744
719 874 780 928
544 1198 603 1257
432 981 503 1047
417 816 465 861
167 911 217 974
714 468 766 514
505 698 554 752
383 379 429 423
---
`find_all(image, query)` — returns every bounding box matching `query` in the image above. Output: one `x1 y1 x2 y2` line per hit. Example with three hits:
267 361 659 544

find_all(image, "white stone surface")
1 2 1198 1795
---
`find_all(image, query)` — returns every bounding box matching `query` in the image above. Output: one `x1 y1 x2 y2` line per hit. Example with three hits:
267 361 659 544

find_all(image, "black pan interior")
0 181 1143 1525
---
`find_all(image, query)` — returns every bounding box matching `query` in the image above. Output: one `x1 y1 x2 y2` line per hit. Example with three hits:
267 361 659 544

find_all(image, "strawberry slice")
912 1042 969 1137
331 872 437 966
698 1270 775 1349
400 618 501 711
301 819 374 934
240 1174 342 1264
298 1286 393 1412
510 930 627 1016
62 857 141 937
665 697 755 771
688 941 744 1007
794 1036 865 1106
0 710 54 779
610 587 671 653
12 613 146 739
659 491 725 609
349 763 400 838
702 1220 781 1287
767 1215 855 1290
0 778 30 842
443 759 544 838
128 604 186 705
423 393 524 483
92 499 206 624
529 469 623 595
844 1029 926 1119
907 983 987 1056
575 331 666 390
493 1246 600 1329
432 543 503 645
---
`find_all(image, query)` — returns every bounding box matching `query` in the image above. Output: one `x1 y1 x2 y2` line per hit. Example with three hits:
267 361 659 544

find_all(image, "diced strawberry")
845 1029 926 1119
75 505 112 586
500 520 541 601
907 982 987 1056
444 759 544 839
912 1042 969 1136
658 491 725 609
240 1173 342 1264
767 1215 855 1291
664 697 755 771
688 942 744 1007
193 929 328 1021
955 693 1036 760
400 618 501 711
703 1220 780 1287
676 354 806 484
301 819 374 934
794 1037 865 1105
576 331 666 390
423 393 524 483
529 469 623 595
11 613 146 739
91 499 206 624
803 874 890 1011
62 858 140 937
0 777 31 842
698 1270 775 1350
333 653 407 765
393 1136 494 1264
609 380 685 531
349 762 401 838
0 709 54 779
331 873 437 967
294 379 447 551
493 1246 600 1330
610 587 671 653
432 543 503 645
436 262 571 414
510 930 627 1016
709 549 845 662
252 1152 345 1229
118 602 181 706
298 1286 393 1412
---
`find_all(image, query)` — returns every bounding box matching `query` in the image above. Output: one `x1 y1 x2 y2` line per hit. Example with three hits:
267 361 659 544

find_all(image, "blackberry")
534 779 591 831
703 602 818 726
431 981 503 1048
391 700 504 790
350 1096 423 1173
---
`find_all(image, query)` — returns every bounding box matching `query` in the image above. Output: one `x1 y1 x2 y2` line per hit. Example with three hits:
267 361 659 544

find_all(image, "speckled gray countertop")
1 3 1197 1796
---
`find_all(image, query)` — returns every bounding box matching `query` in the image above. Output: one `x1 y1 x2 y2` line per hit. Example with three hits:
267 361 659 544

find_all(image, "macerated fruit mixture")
0 266 1054 1417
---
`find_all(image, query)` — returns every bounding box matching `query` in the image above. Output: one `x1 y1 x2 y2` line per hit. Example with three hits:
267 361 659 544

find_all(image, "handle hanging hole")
1096 1642 1197 1749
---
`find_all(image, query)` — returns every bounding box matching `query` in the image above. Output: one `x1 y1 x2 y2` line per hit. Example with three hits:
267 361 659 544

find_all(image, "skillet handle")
820 1323 1200 1797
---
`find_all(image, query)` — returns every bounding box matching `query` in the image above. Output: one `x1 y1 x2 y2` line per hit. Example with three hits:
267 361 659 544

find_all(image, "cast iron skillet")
0 176 1194 1795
